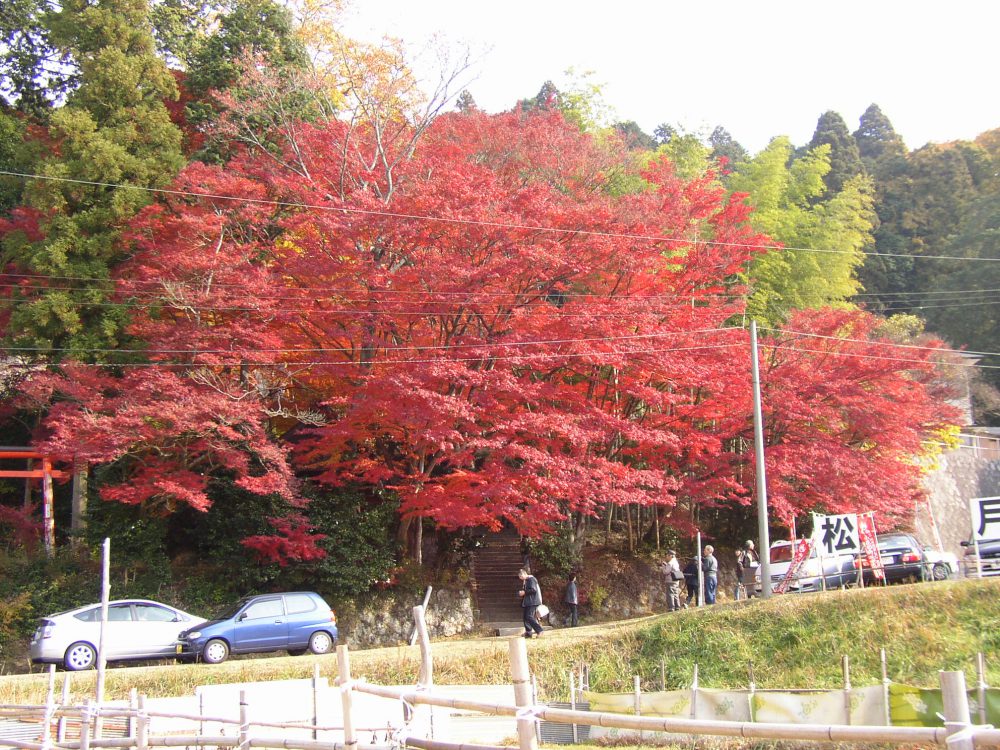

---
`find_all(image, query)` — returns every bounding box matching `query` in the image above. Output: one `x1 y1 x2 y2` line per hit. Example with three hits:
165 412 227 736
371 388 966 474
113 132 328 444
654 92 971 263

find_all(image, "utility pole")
750 321 772 598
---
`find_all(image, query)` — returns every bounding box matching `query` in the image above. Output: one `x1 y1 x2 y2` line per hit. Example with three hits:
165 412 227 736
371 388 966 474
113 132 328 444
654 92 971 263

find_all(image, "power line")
1 340 746 368
4 272 997 304
0 273 737 301
6 272 997 300
764 342 1000 369
7 322 996 363
3 288 995 319
761 327 1000 360
0 326 741 355
7 327 1000 370
851 288 1000 298
3 169 999 264
0 297 730 317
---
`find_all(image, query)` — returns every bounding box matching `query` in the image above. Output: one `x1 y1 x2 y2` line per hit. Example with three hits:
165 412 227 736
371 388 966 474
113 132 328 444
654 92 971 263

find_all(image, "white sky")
342 0 1000 155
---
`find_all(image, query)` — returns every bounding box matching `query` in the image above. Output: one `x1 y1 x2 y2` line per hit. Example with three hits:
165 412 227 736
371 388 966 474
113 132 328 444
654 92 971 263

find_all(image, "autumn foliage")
13 106 959 559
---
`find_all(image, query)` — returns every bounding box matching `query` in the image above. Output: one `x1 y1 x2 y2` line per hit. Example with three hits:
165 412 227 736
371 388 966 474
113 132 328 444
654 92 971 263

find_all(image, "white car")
30 599 205 671
921 547 960 579
758 540 858 594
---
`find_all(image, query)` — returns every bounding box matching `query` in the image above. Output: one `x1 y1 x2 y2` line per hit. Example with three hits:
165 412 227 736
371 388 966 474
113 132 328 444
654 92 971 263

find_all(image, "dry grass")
1 578 996 708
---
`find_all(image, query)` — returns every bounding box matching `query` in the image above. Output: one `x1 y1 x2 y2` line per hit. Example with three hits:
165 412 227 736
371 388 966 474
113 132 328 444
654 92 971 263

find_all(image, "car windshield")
770 545 795 563
878 535 911 550
214 598 252 621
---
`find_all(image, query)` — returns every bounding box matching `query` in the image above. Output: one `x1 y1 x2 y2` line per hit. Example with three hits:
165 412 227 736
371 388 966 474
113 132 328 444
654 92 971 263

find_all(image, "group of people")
517 568 579 639
661 547 716 610
662 540 760 610
518 539 762 637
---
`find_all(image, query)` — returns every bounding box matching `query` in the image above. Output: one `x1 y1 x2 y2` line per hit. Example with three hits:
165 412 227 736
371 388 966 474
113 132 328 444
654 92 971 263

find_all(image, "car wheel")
932 563 949 581
202 639 230 664
308 631 334 655
287 649 307 657
64 642 97 671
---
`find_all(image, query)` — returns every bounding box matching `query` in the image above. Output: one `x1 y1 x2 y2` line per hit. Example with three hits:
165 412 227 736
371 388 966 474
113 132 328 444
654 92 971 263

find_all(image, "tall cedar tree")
0 0 184 359
807 110 864 197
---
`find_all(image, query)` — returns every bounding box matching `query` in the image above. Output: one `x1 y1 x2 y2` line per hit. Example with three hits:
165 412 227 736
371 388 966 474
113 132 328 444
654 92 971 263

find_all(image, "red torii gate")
0 447 71 556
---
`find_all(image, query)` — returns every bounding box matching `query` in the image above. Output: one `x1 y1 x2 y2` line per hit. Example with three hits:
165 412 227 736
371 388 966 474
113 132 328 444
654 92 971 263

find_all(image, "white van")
758 540 858 594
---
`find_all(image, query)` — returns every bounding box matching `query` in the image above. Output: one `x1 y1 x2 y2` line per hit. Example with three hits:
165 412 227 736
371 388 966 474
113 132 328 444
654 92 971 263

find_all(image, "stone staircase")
472 528 527 635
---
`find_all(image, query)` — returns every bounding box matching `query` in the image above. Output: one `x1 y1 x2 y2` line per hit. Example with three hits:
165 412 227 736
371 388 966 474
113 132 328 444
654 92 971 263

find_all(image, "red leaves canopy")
19 107 959 549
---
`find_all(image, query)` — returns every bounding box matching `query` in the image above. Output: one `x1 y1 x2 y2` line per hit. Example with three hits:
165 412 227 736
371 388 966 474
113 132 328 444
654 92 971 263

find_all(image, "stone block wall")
919 449 1000 556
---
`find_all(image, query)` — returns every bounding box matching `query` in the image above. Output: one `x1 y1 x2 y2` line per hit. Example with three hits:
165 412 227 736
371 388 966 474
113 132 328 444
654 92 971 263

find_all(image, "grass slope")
1 579 996 706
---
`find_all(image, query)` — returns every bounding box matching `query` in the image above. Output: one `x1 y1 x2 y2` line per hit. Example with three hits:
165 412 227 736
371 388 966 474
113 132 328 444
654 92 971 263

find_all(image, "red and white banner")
775 538 813 594
857 512 884 579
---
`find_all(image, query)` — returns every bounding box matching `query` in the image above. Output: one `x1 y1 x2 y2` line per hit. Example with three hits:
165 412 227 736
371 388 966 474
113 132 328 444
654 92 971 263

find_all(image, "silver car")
30 599 205 670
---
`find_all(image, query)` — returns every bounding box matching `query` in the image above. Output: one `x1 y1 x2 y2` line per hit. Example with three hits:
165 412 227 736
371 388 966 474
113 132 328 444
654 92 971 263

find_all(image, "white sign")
969 496 1000 542
813 513 860 556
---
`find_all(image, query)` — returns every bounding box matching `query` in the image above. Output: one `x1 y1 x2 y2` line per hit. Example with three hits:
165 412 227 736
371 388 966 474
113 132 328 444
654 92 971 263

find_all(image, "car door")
133 603 186 658
283 593 319 649
103 603 138 659
231 597 288 652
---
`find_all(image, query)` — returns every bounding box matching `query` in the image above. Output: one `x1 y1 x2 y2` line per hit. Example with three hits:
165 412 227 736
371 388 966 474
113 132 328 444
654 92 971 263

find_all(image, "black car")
861 532 954 584
960 537 1000 577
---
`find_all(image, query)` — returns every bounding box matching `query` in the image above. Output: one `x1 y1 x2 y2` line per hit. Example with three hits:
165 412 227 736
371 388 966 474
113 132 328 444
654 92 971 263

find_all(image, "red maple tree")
13 105 961 561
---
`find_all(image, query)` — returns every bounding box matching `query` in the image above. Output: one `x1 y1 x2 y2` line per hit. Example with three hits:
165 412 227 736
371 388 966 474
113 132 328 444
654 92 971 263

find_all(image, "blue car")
177 592 337 664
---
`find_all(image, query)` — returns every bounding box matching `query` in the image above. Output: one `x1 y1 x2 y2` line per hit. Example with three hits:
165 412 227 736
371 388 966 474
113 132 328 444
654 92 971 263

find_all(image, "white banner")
813 513 861 556
969 496 1000 542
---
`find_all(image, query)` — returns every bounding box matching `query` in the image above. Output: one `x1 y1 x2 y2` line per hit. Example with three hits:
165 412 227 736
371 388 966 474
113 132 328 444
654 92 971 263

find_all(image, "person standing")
664 550 682 612
683 555 701 607
735 540 760 599
564 573 579 627
703 545 719 604
518 568 544 638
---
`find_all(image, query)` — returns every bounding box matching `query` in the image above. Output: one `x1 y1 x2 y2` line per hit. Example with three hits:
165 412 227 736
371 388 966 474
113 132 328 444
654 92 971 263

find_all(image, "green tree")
0 0 67 117
708 125 748 172
921 190 1000 383
853 103 906 167
613 120 655 151
653 122 675 146
807 110 864 196
657 128 710 181
0 109 32 214
854 105 909 306
184 0 308 96
179 0 310 162
149 0 216 69
455 89 477 113
728 137 874 323
3 0 185 359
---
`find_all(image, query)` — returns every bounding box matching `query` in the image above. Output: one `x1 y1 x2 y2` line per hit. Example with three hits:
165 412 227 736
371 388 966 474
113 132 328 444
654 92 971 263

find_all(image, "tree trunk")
414 517 423 566
23 459 32 511
398 516 413 559
71 461 89 544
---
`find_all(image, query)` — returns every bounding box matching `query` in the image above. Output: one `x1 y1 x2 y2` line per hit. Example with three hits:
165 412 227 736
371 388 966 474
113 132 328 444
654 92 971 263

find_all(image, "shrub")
527 525 582 579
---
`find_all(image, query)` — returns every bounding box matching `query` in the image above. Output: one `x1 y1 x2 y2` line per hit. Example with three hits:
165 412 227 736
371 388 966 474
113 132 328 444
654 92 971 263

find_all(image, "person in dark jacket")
703 545 719 604
564 573 579 627
518 567 544 638
735 540 760 599
683 556 701 607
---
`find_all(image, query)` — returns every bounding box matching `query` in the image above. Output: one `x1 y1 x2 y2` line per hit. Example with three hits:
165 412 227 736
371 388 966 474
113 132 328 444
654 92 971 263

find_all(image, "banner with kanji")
969 496 1000 542
775 538 812 594
813 513 861 556
857 512 884 579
